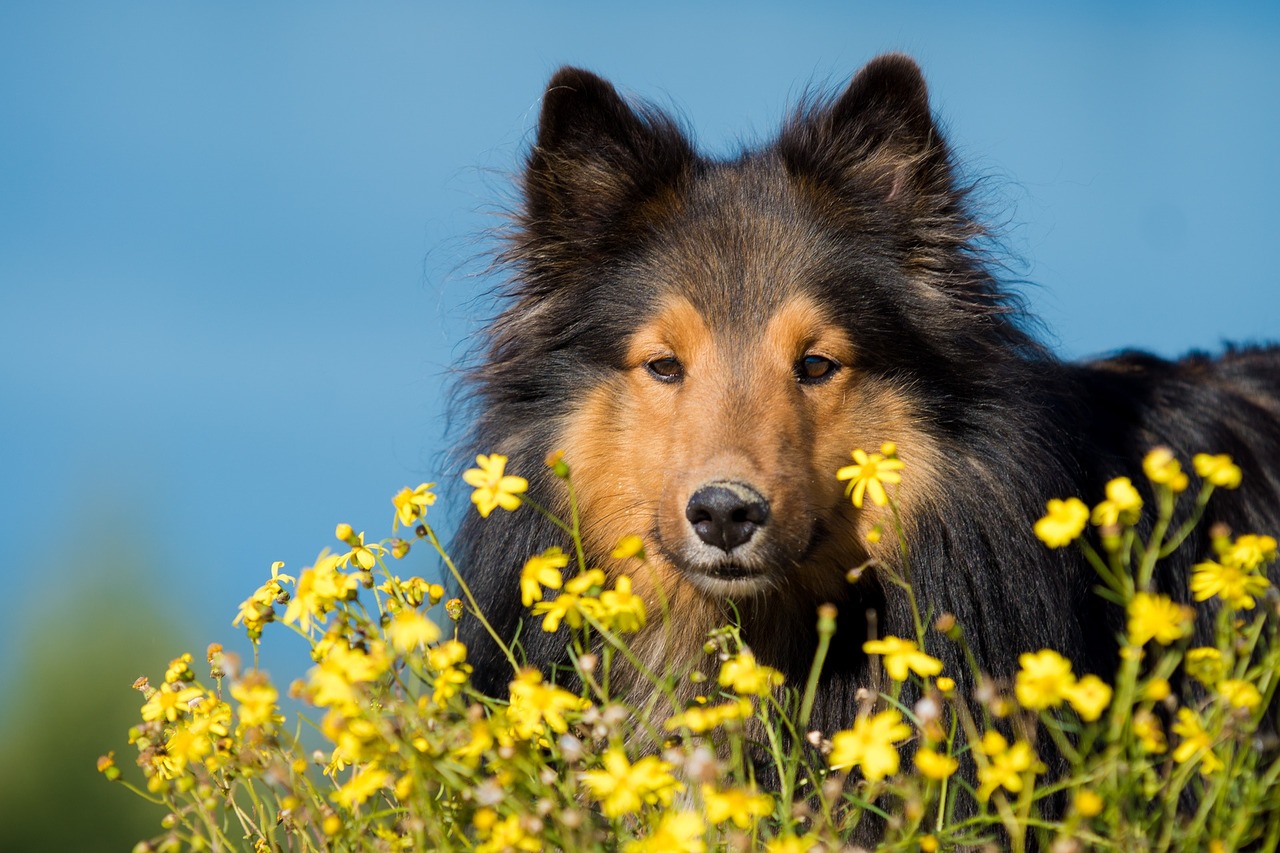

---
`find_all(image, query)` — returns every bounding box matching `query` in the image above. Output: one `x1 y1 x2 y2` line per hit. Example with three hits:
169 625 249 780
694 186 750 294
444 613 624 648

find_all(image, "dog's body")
454 54 1280 735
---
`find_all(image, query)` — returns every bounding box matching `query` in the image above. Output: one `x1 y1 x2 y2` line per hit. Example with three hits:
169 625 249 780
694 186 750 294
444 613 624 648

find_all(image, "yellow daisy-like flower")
976 731 1043 800
914 748 959 781
506 668 588 741
1143 447 1189 493
520 547 569 607
828 708 912 782
230 671 279 730
610 534 646 560
1185 647 1226 687
702 784 774 829
862 635 944 682
624 810 706 853
837 448 905 508
598 575 647 634
1091 476 1143 527
391 482 437 528
1014 649 1076 711
331 763 392 810
476 813 540 853
1132 709 1167 754
1193 453 1242 489
718 650 785 697
1127 591 1193 645
1172 707 1223 776
664 698 754 734
581 748 683 818
385 608 441 654
1065 674 1112 722
1216 533 1278 572
463 453 528 518
764 835 822 853
1074 789 1105 818
1034 497 1089 548
1218 678 1263 711
1191 560 1270 610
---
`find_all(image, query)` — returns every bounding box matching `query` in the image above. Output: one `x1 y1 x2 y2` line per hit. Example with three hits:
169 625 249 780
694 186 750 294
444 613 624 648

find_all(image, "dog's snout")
685 481 771 552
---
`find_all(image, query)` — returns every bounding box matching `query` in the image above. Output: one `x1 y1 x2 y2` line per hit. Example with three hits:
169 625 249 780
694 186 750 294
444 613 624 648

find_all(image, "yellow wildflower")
977 731 1043 800
1143 447 1189 492
1132 709 1167 754
1185 647 1226 687
332 763 392 810
611 534 646 560
1014 649 1076 711
476 814 540 853
1193 453 1242 489
837 448 905 508
1091 476 1143 526
664 698 754 733
1127 591 1193 645
1065 674 1112 722
1074 789 1105 818
1218 678 1262 711
863 635 944 682
386 608 441 654
598 575 647 634
719 650 785 697
141 682 205 723
230 671 279 730
703 784 773 829
520 547 568 607
624 811 706 853
506 668 588 741
765 835 822 853
1034 498 1089 548
392 482 437 528
1191 559 1269 609
828 708 912 782
1144 677 1172 702
463 453 528 517
335 528 387 571
282 552 358 634
1172 707 1223 776
914 748 959 781
1216 533 1278 571
581 748 683 818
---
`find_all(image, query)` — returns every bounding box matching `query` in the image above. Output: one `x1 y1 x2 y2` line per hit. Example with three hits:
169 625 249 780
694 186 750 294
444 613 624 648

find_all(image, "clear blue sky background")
2 3 1278 687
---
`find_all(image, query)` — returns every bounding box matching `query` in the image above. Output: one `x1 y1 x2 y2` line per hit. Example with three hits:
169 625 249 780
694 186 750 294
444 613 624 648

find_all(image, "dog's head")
494 55 1027 608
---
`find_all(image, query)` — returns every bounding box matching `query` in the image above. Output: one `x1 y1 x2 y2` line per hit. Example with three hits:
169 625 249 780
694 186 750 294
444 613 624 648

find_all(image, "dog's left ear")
779 54 955 205
522 68 695 253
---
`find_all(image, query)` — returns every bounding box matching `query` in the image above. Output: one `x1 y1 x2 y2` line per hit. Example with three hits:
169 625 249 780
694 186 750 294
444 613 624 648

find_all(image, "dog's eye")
646 357 684 382
797 355 839 383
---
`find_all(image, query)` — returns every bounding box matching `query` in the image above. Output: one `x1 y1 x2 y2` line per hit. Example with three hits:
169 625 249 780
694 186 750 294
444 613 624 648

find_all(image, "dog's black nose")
685 481 770 552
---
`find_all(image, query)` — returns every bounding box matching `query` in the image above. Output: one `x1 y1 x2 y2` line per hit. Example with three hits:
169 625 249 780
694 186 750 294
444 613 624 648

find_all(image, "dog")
452 53 1280 738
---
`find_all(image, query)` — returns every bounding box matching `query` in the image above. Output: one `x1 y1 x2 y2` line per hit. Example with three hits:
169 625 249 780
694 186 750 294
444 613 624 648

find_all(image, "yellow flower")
765 835 822 853
1091 476 1143 526
1074 789 1105 818
1191 560 1269 609
332 763 392 810
611 534 646 560
664 698 754 733
1144 677 1172 702
1034 498 1089 548
863 636 943 682
1193 453 1242 489
1127 592 1193 645
914 748 959 781
392 482 437 528
1216 533 1278 571
1132 709 1167 754
476 814 540 853
1014 649 1076 711
702 784 774 829
1065 674 1112 722
506 668 588 741
581 748 683 818
598 575 647 634
141 682 206 723
1218 679 1262 711
230 672 279 730
283 552 359 634
463 453 528 518
977 731 1043 800
828 708 912 782
624 811 706 853
718 650 785 697
1172 707 1223 776
520 547 568 607
1143 447 1189 492
385 608 441 654
837 448 905 508
1185 647 1226 687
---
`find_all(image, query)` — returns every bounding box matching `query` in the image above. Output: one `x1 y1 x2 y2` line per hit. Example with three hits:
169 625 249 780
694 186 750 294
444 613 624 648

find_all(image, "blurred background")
2 2 1278 848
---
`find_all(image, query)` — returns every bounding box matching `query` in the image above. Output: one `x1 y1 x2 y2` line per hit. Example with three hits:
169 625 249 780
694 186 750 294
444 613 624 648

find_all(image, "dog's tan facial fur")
557 290 941 683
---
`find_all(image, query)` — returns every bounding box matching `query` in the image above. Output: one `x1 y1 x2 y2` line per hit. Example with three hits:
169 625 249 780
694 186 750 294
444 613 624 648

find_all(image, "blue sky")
2 3 1278 685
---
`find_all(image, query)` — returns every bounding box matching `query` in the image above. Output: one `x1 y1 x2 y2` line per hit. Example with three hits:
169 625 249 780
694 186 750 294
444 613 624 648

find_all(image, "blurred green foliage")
0 538 190 852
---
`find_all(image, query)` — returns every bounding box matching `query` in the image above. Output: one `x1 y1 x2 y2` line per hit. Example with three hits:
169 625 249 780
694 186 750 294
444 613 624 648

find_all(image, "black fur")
452 54 1280 739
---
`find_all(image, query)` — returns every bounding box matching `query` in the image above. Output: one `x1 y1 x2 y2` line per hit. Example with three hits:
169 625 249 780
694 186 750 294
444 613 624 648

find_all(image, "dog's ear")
779 54 955 206
523 68 694 250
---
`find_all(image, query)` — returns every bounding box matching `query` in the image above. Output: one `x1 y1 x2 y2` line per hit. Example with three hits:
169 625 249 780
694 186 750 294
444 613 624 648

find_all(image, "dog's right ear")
523 68 694 251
